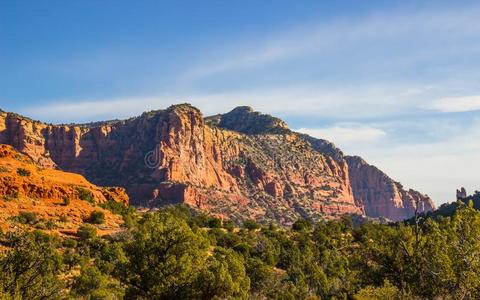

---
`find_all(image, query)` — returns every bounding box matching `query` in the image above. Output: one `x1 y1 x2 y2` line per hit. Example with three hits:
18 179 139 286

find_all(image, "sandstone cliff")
0 105 434 224
345 156 434 220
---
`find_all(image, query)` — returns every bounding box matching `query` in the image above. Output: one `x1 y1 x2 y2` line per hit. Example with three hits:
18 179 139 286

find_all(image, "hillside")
0 144 128 235
0 104 434 224
214 106 434 221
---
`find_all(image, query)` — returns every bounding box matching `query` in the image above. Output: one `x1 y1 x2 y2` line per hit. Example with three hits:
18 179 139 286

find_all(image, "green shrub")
120 212 210 299
63 238 78 248
243 219 261 231
192 213 210 227
195 247 250 299
233 243 251 256
354 280 403 300
76 187 94 203
87 211 106 224
45 219 55 230
100 199 137 227
0 231 64 299
62 196 70 206
122 213 136 229
100 199 126 215
292 218 312 232
16 168 31 177
223 220 235 231
17 211 38 224
63 249 83 270
77 224 97 241
71 266 124 299
207 217 222 228
34 222 46 230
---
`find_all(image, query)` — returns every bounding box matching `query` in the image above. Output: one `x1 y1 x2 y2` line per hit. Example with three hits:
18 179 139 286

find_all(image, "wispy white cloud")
294 117 480 206
328 118 480 205
430 94 480 112
21 81 438 123
296 124 386 147
185 6 480 79
21 5 480 124
22 97 173 123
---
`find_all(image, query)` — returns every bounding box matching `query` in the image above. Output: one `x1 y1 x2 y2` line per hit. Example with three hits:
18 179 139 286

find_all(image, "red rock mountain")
0 105 434 224
346 156 434 220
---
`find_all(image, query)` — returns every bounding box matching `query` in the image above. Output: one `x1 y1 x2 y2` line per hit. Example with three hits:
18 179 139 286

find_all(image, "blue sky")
1 0 480 205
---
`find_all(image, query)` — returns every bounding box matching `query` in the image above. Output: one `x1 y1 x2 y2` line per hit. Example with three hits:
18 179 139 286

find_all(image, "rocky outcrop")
0 144 128 234
456 187 467 200
345 156 434 221
0 104 433 224
216 106 289 134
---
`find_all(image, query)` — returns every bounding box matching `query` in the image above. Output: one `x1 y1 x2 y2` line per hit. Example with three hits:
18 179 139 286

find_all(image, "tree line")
1 201 480 299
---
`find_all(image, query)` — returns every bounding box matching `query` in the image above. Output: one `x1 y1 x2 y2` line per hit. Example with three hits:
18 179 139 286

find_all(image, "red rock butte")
0 104 434 225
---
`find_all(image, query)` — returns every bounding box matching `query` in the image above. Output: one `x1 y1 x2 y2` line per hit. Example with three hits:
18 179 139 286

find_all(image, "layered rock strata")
0 105 434 223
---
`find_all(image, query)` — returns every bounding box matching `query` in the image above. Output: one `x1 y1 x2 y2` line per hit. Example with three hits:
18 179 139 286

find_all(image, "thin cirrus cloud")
430 95 480 113
184 6 480 80
358 118 480 205
295 118 480 205
296 125 386 147
19 4 480 124
21 98 170 123
22 81 438 124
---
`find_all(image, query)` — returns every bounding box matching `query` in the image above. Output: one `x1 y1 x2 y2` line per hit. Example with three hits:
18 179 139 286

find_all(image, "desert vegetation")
16 168 31 177
1 201 480 299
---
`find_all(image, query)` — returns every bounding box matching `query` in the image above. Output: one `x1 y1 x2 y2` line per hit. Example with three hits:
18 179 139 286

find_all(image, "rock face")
345 156 434 220
212 107 434 221
0 144 128 234
0 105 434 224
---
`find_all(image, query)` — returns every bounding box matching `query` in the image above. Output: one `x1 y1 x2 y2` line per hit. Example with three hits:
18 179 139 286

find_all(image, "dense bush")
207 216 222 228
77 224 97 241
71 265 124 299
16 168 31 177
62 196 70 206
120 212 211 299
87 210 105 224
76 187 94 203
292 218 313 231
2 203 480 299
243 219 261 230
0 231 63 299
16 211 38 224
100 199 137 228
